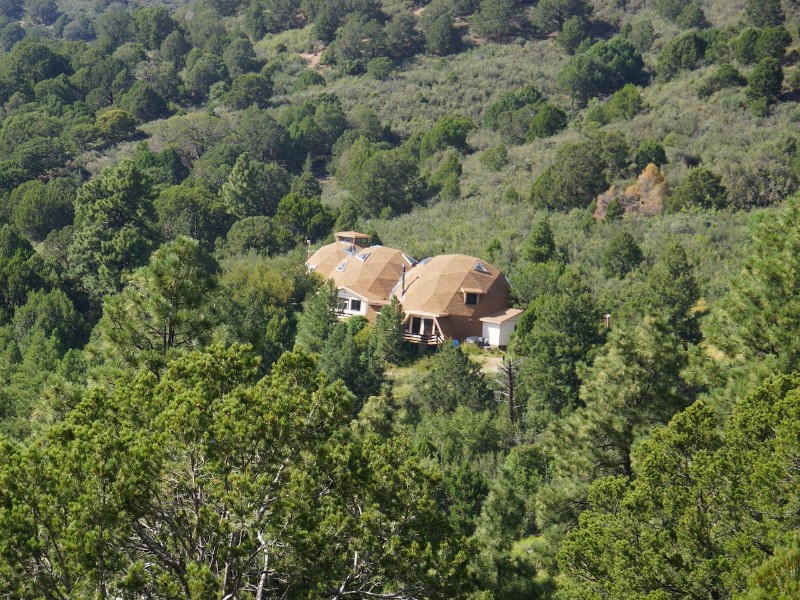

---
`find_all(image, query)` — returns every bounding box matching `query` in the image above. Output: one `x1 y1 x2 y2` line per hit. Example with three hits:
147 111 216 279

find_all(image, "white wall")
482 320 517 348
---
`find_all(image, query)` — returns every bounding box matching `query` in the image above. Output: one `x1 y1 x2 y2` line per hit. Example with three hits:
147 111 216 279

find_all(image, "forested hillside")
0 0 799 598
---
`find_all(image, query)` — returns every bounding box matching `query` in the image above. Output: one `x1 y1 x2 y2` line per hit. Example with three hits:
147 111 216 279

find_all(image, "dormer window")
474 261 490 274
465 293 479 305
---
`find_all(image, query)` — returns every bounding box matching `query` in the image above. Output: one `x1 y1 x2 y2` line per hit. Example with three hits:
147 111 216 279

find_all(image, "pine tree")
521 217 556 263
295 279 339 354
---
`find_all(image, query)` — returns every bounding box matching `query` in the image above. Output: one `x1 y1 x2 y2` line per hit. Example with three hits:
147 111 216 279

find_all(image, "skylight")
356 252 370 262
336 260 348 272
474 261 490 274
419 257 432 266
403 254 417 265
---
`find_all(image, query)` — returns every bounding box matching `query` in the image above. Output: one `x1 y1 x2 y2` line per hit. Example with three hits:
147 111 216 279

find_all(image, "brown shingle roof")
394 254 510 317
329 246 416 303
307 242 358 279
479 308 523 324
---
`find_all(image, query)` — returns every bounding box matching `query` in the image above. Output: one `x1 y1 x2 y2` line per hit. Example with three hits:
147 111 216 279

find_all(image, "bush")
602 231 642 278
366 56 394 80
668 167 727 211
527 104 568 140
658 31 706 79
479 144 509 171
633 139 667 172
746 56 784 105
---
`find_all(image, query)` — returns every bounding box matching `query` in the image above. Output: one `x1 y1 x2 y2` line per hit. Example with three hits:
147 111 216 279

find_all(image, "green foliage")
95 109 137 143
746 0 785 28
658 30 707 79
420 113 474 158
155 182 231 251
705 198 800 385
484 84 544 131
366 56 394 80
530 140 611 210
295 279 339 354
557 15 590 54
10 177 74 244
531 0 592 36
676 1 709 29
319 319 381 399
526 103 567 140
697 63 747 97
558 37 644 105
633 138 667 171
471 0 521 41
12 288 82 352
624 18 656 53
521 217 556 263
479 143 509 172
385 10 422 60
602 231 642 278
559 373 800 598
412 342 493 413
67 162 158 304
0 343 471 596
90 237 218 371
330 14 387 70
586 83 644 124
747 56 784 105
340 138 427 217
423 11 459 56
217 216 280 258
514 268 603 420
224 72 272 109
669 167 728 211
273 192 334 249
369 296 405 366
220 152 291 219
292 69 326 92
754 26 792 61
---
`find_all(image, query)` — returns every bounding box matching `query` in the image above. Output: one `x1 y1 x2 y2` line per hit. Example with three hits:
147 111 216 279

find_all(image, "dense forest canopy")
0 0 799 598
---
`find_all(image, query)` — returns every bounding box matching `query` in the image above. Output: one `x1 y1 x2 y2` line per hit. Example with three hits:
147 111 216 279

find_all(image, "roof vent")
474 261 490 274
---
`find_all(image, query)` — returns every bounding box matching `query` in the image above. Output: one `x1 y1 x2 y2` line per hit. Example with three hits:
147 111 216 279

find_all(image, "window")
465 293 479 305
474 261 490 274
350 299 362 312
338 298 348 311
356 237 369 245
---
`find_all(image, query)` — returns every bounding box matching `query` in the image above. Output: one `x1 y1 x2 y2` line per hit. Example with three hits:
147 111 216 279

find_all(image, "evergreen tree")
522 217 556 263
295 279 339 354
67 163 158 304
746 0 785 27
602 231 642 278
90 237 218 371
514 269 603 422
369 296 405 366
414 343 493 413
220 152 291 218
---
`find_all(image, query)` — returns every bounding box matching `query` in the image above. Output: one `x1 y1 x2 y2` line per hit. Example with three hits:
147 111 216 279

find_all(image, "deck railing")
402 332 444 345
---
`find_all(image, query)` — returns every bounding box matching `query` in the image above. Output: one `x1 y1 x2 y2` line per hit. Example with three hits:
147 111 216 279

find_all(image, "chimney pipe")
401 265 406 296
